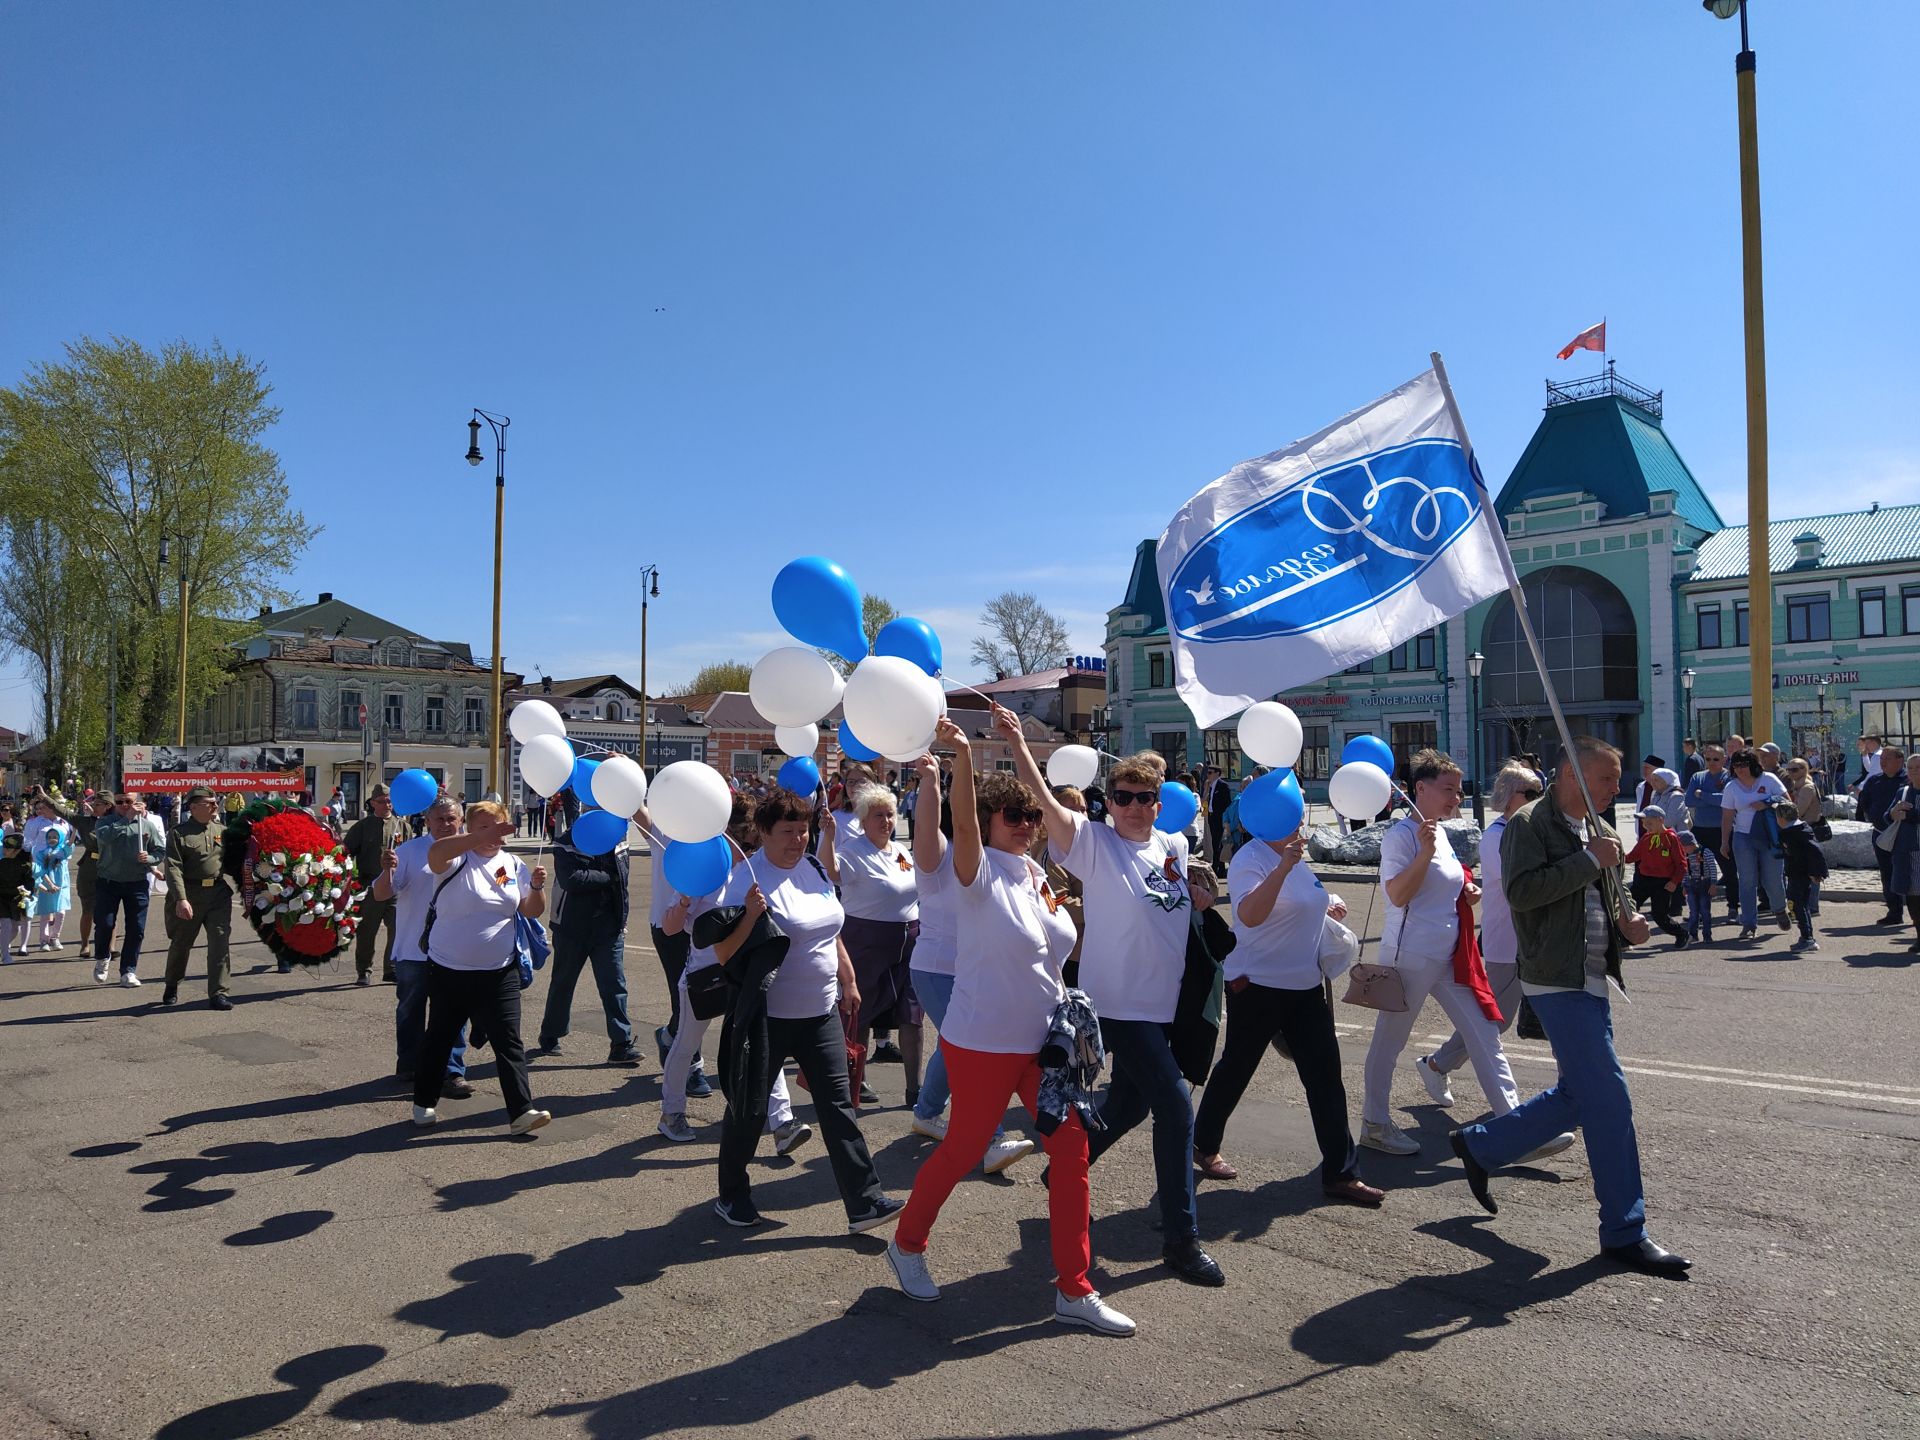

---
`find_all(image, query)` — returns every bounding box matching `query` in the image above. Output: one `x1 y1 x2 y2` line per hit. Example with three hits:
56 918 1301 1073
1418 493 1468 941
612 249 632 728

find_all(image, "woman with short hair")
1721 750 1790 940
1360 750 1520 1156
830 784 924 1106
1783 758 1822 826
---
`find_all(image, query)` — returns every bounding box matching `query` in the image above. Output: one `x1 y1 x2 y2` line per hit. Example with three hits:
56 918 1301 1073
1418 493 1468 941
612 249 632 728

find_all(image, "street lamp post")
1682 667 1697 752
159 534 188 744
1816 679 1829 792
467 409 510 799
1466 650 1485 828
1703 0 1772 746
637 565 661 770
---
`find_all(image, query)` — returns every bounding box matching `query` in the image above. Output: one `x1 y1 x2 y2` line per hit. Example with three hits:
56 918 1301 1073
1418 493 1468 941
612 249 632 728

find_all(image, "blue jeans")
1085 1017 1198 1244
1458 989 1646 1249
1732 828 1785 929
93 878 150 975
912 967 1006 1140
538 928 633 1050
395 959 465 1079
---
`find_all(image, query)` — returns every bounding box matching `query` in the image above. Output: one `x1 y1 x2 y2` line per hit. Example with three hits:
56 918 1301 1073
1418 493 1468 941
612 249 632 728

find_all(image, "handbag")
792 1006 868 1107
1341 961 1408 1012
1811 817 1833 843
1317 916 1359 980
685 963 735 1022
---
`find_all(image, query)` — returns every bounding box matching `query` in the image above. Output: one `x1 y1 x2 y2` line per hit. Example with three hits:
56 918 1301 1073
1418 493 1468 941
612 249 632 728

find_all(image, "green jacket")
94 814 159 884
1499 788 1627 990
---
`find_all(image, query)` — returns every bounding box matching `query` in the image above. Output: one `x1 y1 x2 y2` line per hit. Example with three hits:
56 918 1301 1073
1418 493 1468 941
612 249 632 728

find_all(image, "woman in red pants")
885 717 1134 1336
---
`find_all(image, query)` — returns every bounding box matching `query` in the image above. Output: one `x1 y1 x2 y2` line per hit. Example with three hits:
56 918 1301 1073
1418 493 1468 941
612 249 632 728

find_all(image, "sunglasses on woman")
1107 788 1157 808
1523 788 1543 799
999 805 1043 826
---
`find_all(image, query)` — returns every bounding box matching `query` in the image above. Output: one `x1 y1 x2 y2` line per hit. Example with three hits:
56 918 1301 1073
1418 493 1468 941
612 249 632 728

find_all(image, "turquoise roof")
1496 391 1723 536
1118 538 1166 632
1689 502 1920 580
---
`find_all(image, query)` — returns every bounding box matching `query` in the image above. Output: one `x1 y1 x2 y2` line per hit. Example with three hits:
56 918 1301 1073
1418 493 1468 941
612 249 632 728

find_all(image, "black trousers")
1194 979 1359 1186
716 1010 884 1218
652 925 690 1036
1874 843 1898 913
414 963 534 1120
1630 875 1688 939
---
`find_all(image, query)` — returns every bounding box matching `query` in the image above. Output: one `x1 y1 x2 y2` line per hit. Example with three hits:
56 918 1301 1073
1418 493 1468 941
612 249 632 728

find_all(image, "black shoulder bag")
417 856 469 958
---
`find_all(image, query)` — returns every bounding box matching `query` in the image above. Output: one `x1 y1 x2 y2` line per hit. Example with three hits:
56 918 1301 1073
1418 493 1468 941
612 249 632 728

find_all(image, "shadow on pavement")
433 1134 708 1211
128 1124 501 1212
154 1343 386 1440
327 1379 512 1426
154 1076 400 1134
225 1208 335 1246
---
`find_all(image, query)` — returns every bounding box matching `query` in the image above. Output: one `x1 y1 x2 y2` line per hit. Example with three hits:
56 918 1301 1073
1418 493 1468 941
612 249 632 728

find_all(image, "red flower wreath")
244 810 366 961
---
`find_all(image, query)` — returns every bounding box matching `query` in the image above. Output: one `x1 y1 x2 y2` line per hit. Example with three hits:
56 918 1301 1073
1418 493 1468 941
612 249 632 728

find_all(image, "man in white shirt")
373 795 473 1097
999 708 1225 1289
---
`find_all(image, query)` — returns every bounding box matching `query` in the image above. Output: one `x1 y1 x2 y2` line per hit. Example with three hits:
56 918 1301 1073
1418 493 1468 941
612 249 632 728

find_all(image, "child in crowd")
1678 832 1719 945
1626 803 1689 947
1775 800 1829 954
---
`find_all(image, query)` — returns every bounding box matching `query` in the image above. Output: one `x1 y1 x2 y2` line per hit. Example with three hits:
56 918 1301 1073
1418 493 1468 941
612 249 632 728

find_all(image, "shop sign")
1773 671 1859 689
1360 690 1445 708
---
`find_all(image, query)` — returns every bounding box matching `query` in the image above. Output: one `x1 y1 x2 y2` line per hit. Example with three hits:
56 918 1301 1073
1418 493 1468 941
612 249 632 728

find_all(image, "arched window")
605 700 623 722
1481 567 1638 710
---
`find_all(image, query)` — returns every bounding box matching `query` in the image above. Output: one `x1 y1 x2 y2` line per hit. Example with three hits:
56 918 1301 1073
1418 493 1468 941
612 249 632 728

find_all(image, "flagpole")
1429 352 1608 835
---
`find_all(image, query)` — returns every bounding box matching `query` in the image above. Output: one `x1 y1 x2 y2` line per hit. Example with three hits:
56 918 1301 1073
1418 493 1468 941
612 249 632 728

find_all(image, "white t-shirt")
1379 819 1463 963
1723 773 1787 834
834 808 861 851
910 845 958 978
426 850 529 971
719 851 844 1020
1061 815 1190 1023
1478 816 1516 969
838 834 919 923
647 840 674 928
1225 841 1331 991
387 834 439 964
942 847 1072 1054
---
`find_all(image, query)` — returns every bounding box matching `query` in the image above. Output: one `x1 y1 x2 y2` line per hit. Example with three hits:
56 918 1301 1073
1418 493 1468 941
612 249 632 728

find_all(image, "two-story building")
505 675 707 811
188 593 518 815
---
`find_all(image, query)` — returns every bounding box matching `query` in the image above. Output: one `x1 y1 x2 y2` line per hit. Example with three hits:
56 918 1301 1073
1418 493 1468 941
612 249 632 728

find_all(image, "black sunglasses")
1523 788 1543 800
1108 788 1157 808
998 805 1042 826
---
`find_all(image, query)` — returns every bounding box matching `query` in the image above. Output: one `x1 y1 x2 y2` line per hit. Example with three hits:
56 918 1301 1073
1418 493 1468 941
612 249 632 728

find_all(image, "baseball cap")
1636 803 1667 821
1678 830 1699 847
1760 742 1783 756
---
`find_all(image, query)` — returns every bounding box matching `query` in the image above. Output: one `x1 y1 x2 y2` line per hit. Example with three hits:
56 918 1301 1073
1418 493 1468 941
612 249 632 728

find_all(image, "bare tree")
972 591 1071 677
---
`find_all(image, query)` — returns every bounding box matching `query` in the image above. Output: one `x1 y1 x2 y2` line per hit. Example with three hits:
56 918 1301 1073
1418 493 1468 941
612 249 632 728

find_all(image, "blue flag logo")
1166 438 1482 644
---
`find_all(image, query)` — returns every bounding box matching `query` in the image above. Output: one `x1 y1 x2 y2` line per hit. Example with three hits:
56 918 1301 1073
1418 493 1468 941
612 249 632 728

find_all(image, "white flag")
1157 368 1507 729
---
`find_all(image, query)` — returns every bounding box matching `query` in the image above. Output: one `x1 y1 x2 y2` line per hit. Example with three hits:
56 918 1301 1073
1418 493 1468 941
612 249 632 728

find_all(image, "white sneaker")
1359 1120 1421 1156
119 972 141 989
910 1112 949 1141
773 1119 813 1157
657 1112 694 1143
1515 1131 1578 1165
885 1240 939 1302
981 1136 1036 1174
411 1105 437 1127
49 940 63 951
93 961 110 984
509 1109 552 1136
1054 1289 1135 1336
1414 1054 1455 1108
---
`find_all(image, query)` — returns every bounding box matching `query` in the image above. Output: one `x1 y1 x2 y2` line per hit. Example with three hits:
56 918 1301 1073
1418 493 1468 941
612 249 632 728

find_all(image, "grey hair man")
374 794 474 1095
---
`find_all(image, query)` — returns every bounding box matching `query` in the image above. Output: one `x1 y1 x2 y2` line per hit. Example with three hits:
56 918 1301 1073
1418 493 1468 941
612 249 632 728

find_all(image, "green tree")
683 660 754 694
0 337 314 767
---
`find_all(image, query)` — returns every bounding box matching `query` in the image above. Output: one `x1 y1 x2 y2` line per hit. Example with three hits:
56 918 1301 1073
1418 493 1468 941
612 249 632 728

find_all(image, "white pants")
1430 962 1522 1071
1362 948 1519 1123
661 969 793 1129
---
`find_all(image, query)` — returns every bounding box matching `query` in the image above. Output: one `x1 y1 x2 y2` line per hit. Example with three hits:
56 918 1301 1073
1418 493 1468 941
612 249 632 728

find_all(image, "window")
465 696 485 735
1387 644 1408 672
462 766 484 804
1862 700 1920 754
1147 651 1169 689
1149 730 1188 773
1297 724 1331 782
730 751 761 775
1414 630 1436 670
1203 728 1242 780
339 689 363 731
1786 594 1830 644
1697 605 1722 649
1389 721 1437 781
1694 707 1754 747
1904 585 1920 636
1345 659 1374 675
383 692 404 731
292 687 319 730
425 696 446 733
1734 601 1750 647
605 700 623 722
250 682 265 730
1859 588 1886 638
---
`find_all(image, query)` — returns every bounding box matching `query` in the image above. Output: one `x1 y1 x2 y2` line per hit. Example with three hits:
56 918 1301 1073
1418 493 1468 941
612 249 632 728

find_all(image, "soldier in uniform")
162 785 234 1010
343 782 405 985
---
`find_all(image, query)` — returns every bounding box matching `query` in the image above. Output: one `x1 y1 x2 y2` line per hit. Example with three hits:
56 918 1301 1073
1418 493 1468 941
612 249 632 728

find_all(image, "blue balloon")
772 556 867 661
872 616 943 677
778 755 822 796
663 836 733 898
1340 735 1396 774
838 722 880 763
389 768 438 817
569 808 629 856
569 756 601 804
1155 781 1199 835
1240 768 1306 841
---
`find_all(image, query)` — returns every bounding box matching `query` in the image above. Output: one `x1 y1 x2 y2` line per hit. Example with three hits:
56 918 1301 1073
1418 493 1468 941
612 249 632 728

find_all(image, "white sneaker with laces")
93 961 110 984
1054 1289 1135 1336
1359 1119 1421 1156
119 972 141 988
885 1241 939 1302
509 1109 552 1136
981 1136 1036 1174
772 1120 813 1157
1515 1131 1578 1165
411 1105 437 1127
657 1112 694 1143
1413 1054 1455 1108
910 1112 948 1141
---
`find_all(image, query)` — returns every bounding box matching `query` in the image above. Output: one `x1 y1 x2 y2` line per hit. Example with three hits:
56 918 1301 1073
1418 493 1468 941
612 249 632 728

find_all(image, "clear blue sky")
4 2 1915 737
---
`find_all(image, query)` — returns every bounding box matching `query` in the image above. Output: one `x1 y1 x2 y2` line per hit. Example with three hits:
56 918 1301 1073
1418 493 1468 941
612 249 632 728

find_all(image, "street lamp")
466 408 510 799
1816 678 1829 791
1703 0 1772 746
1466 650 1485 828
159 533 189 744
638 564 661 769
1681 666 1697 752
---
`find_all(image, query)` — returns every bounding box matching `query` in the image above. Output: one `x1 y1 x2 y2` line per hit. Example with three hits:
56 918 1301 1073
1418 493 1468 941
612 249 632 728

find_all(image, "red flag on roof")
1556 320 1606 360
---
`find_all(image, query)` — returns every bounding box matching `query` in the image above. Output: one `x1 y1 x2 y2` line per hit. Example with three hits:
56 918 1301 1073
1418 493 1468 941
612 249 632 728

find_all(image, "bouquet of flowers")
222 799 365 964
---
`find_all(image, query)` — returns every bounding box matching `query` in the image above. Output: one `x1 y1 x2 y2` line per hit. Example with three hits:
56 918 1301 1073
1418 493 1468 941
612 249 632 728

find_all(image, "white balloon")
509 699 567 744
842 655 942 759
751 647 845 727
1328 761 1394 820
519 733 576 796
1046 744 1100 791
647 760 732 843
591 754 648 815
1238 701 1304 769
775 722 819 758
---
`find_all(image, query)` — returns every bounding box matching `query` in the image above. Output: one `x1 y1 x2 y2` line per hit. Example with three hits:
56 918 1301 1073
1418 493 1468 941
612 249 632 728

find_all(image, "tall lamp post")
158 533 189 744
1466 650 1485 828
1703 0 1772 745
466 409 510 799
1681 667 1697 751
637 564 661 769
1816 678 1829 793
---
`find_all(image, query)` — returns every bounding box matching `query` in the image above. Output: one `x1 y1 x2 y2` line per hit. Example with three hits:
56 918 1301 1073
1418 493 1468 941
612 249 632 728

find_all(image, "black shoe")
381 969 397 983
442 1076 475 1099
714 1196 763 1228
1671 932 1688 950
1161 1237 1225 1287
1448 1130 1498 1215
1882 911 1906 926
905 1085 920 1109
655 1024 673 1066
277 959 293 974
846 1195 905 1234
1602 1238 1692 1276
870 1040 905 1065
538 1038 564 1056
394 1068 416 1085
161 984 179 1007
608 1044 642 1066
208 994 233 1011
356 971 373 987
858 1082 881 1106
685 1068 713 1099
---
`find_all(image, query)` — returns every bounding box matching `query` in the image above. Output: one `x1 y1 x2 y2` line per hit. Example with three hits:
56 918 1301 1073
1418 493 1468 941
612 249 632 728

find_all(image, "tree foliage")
681 660 755 695
971 590 1071 677
0 336 314 777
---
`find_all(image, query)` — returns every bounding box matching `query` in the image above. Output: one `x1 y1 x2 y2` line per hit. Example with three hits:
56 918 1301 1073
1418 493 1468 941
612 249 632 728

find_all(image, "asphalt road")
1 868 1915 1440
